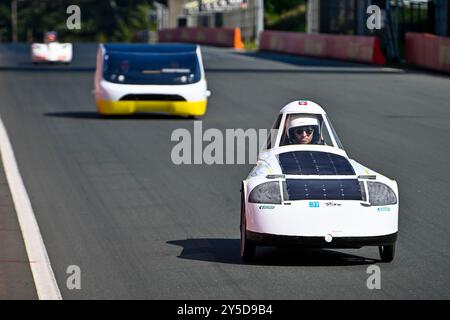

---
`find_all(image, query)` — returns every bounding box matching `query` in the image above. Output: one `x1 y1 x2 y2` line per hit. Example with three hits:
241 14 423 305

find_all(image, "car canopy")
103 43 198 54
101 44 201 85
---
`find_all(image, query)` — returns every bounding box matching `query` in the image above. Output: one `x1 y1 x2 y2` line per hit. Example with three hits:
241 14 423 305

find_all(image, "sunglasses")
294 127 314 135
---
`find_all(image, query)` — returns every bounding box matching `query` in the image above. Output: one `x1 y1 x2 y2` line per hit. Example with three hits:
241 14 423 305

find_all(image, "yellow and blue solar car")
93 43 210 117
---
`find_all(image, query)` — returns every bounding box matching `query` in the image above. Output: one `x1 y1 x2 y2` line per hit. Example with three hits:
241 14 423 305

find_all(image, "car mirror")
206 90 212 97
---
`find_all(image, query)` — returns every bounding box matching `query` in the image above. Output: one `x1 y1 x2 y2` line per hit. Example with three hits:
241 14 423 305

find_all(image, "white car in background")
241 100 399 263
31 31 72 64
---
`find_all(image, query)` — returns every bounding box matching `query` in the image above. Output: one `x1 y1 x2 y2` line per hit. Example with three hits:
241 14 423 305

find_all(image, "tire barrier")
259 31 385 65
158 27 244 49
406 32 450 73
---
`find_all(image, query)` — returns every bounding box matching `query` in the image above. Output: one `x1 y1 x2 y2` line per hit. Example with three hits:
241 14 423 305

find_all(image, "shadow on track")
226 51 405 74
44 111 193 121
167 238 378 266
0 65 95 73
204 68 403 74
236 51 367 67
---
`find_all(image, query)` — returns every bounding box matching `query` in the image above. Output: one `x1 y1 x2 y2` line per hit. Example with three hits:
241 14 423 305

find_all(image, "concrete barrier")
406 32 450 73
158 27 244 49
260 31 385 65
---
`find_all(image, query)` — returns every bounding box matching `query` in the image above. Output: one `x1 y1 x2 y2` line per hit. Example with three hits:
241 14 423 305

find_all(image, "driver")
45 31 58 43
286 115 321 145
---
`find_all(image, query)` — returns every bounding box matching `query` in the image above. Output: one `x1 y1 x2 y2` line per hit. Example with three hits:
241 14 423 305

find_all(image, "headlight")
247 161 271 179
367 181 397 206
248 181 281 204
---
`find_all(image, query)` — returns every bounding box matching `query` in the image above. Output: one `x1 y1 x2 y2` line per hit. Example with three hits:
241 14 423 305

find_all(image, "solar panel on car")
104 44 197 53
283 179 364 201
277 151 355 175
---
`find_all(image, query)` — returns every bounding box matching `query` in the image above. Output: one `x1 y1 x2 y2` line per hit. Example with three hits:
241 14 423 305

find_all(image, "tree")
0 2 11 42
112 3 153 42
265 0 305 15
0 0 154 42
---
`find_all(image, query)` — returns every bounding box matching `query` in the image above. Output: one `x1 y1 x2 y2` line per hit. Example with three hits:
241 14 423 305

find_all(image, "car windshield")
103 51 201 85
280 113 336 147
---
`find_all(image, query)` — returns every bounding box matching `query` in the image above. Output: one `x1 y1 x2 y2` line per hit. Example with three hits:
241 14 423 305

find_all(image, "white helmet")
286 115 321 144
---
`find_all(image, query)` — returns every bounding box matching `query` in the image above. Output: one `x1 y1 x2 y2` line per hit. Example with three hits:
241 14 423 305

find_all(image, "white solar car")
31 31 72 64
241 100 399 262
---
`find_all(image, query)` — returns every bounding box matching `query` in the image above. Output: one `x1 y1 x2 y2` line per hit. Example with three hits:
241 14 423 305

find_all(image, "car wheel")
240 191 256 262
379 244 395 262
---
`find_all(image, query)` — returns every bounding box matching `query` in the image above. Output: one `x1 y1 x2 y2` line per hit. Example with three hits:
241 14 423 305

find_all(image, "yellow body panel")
96 100 207 116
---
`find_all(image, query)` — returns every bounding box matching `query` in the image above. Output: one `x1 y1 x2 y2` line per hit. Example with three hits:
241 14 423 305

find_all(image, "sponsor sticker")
309 201 320 208
377 207 391 212
325 202 342 207
259 205 275 210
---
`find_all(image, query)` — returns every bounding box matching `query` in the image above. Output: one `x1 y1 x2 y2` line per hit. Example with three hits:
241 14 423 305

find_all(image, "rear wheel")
240 191 255 262
379 244 395 262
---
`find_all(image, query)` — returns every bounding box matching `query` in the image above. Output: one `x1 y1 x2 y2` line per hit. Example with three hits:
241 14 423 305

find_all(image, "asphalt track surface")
0 155 37 299
0 43 449 299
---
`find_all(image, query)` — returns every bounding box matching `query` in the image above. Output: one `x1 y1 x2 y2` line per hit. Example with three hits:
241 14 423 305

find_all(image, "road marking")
0 116 62 300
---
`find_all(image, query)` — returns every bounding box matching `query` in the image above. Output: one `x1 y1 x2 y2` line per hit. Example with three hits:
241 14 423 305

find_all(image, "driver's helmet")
286 114 321 144
45 31 58 43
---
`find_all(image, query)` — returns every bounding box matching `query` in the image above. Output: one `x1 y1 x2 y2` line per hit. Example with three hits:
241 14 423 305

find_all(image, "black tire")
240 191 256 262
379 244 395 262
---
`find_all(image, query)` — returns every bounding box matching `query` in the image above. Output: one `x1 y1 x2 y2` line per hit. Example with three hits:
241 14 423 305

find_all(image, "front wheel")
379 244 395 262
240 192 255 262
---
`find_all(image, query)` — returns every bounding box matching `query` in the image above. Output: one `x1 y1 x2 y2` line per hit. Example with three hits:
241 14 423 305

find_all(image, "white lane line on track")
0 116 62 300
